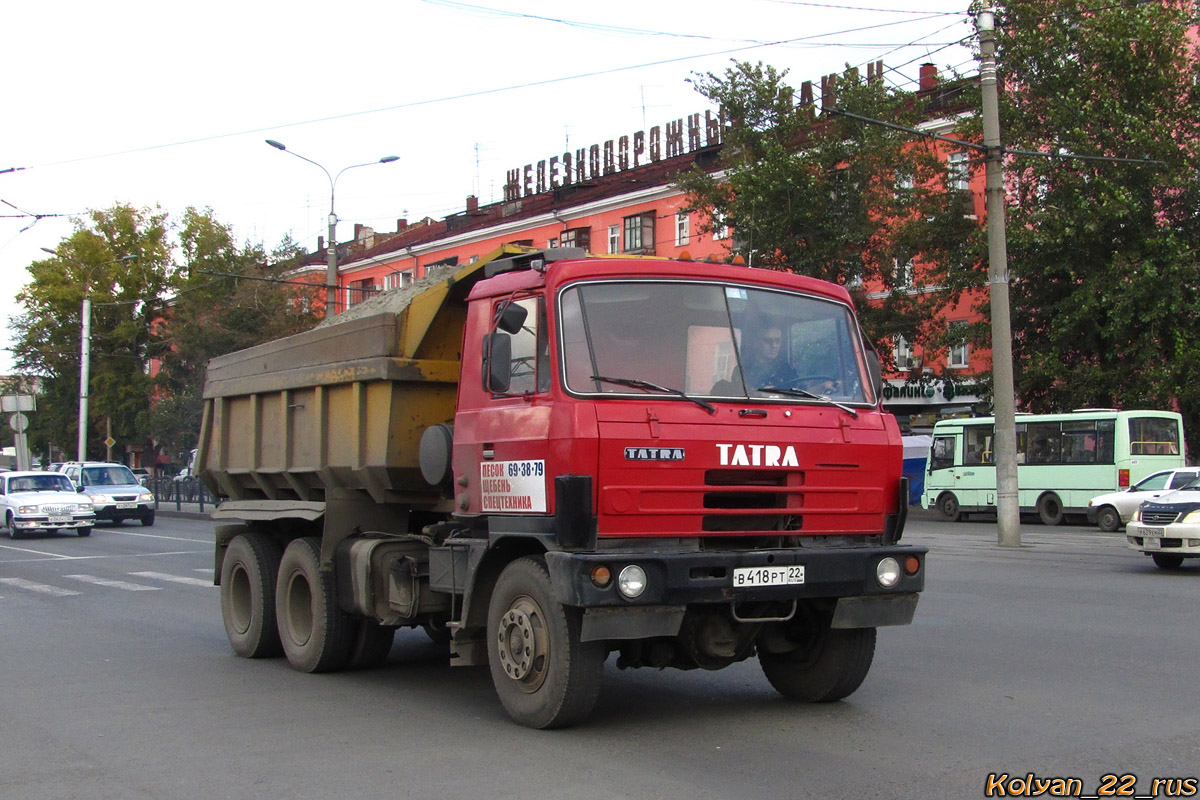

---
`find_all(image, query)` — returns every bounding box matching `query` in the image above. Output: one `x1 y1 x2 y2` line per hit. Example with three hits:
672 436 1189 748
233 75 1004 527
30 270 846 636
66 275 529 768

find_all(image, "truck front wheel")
276 537 353 673
759 625 876 703
220 531 283 658
487 556 605 729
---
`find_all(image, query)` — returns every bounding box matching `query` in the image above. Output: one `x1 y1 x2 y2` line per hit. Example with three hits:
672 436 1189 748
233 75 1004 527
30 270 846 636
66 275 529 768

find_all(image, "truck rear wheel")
759 626 876 703
345 619 396 669
487 556 605 729
277 537 353 673
220 531 283 658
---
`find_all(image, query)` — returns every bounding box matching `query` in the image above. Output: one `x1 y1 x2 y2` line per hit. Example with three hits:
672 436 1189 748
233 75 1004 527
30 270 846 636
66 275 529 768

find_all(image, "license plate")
116 502 137 509
1141 527 1165 536
48 516 72 524
732 565 805 587
1144 536 1161 550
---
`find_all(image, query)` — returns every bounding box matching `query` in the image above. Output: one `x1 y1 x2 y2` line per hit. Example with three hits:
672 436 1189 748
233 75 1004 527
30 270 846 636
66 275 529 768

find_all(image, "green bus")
921 410 1186 524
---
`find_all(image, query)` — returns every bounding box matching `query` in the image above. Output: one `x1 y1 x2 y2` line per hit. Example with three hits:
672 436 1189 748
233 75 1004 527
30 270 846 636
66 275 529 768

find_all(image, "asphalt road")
1 512 1197 800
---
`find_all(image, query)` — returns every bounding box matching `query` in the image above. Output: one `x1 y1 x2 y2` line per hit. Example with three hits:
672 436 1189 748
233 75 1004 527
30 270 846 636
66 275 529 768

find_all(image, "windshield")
559 280 872 403
8 474 74 493
81 465 138 487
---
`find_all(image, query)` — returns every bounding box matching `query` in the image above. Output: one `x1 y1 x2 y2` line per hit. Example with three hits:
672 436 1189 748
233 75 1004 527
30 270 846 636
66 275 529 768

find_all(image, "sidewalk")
153 499 219 521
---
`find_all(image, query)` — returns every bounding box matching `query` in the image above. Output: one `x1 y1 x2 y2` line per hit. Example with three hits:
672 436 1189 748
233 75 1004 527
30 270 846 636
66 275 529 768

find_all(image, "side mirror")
866 351 883 400
495 301 528 335
483 332 513 393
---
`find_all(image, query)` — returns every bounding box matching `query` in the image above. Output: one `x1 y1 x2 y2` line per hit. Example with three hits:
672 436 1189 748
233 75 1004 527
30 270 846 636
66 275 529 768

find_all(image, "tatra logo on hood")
717 443 799 467
625 447 686 461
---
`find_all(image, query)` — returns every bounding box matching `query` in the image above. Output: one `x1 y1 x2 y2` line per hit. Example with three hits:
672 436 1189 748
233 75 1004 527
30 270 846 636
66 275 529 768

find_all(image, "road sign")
9 412 28 433
105 436 116 448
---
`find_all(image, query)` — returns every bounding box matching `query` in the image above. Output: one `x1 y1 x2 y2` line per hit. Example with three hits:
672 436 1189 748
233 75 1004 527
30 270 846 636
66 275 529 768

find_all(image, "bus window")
1026 422 1062 464
930 435 956 471
963 426 994 465
1129 417 1181 456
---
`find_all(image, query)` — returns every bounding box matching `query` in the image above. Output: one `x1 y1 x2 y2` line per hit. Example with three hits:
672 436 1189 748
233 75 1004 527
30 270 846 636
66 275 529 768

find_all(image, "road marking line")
106 530 210 543
0 577 82 596
0 549 209 564
0 543 78 559
128 571 213 587
63 574 162 591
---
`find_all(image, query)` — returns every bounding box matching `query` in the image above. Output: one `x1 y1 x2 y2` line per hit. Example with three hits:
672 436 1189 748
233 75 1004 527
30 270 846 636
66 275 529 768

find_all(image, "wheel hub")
496 597 548 689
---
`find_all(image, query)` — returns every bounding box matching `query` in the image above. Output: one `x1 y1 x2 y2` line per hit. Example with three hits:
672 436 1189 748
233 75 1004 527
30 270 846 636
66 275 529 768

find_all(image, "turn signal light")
590 565 612 588
904 556 921 575
1119 468 1130 488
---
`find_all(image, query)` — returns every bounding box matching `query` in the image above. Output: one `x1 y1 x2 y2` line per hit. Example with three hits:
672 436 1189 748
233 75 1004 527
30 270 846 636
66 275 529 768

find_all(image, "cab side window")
930 435 956 471
504 297 548 396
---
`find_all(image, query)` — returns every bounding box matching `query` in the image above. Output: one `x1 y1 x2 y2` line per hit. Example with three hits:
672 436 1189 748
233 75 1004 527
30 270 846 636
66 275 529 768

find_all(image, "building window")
947 321 969 368
675 212 690 247
712 219 729 241
894 335 914 371
894 258 914 290
384 270 413 290
895 170 915 196
608 225 620 254
348 278 377 306
560 227 590 251
947 151 970 192
623 211 655 255
548 237 558 248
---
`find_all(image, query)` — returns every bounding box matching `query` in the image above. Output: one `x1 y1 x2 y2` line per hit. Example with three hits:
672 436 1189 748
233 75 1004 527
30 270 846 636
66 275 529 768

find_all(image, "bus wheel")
937 492 962 522
1096 506 1121 533
1152 553 1185 570
1038 493 1064 526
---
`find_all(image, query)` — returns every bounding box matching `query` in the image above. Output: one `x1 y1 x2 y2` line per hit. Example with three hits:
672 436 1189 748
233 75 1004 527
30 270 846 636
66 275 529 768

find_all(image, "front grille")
112 495 137 502
1142 510 1180 525
41 505 70 514
702 469 800 533
1162 538 1183 548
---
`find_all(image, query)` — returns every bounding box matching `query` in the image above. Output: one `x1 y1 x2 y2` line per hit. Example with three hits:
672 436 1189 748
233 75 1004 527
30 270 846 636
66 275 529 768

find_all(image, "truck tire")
759 626 876 703
1096 506 1121 533
1038 493 1064 526
1152 553 1185 570
220 532 284 659
345 619 396 669
487 556 605 729
276 537 353 673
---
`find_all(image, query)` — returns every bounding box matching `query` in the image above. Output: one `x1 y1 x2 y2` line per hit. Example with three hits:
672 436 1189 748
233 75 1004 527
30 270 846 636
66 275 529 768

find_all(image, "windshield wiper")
591 375 716 414
756 385 859 418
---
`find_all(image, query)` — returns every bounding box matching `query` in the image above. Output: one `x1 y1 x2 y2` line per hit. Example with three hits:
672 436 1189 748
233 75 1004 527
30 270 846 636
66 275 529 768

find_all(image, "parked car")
0 470 95 538
1086 467 1200 531
61 462 155 527
130 467 151 487
1125 477 1200 569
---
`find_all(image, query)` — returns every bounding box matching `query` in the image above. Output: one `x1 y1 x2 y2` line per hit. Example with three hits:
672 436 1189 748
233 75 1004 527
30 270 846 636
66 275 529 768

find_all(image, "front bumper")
91 503 154 521
1125 521 1200 556
544 543 926 609
12 514 95 531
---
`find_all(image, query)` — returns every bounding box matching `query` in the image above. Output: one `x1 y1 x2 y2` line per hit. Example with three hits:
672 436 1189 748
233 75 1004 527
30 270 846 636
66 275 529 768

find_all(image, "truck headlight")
876 557 901 588
88 494 110 504
617 565 647 598
138 492 153 503
18 505 37 514
1131 508 1141 522
1183 510 1200 524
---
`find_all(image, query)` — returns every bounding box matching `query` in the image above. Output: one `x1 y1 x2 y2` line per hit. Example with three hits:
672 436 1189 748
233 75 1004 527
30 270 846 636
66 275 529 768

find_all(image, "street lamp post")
265 140 399 317
40 248 136 462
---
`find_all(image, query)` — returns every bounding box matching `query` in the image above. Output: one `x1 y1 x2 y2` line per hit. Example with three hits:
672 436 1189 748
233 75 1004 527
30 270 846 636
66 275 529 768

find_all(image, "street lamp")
265 140 399 317
40 247 137 462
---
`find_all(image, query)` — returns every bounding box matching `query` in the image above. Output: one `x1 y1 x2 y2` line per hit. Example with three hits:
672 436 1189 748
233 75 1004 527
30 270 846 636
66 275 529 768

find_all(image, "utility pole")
978 7 1022 547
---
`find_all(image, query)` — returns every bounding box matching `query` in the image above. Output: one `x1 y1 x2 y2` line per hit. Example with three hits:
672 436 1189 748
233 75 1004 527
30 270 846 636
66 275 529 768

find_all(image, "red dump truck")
199 245 924 728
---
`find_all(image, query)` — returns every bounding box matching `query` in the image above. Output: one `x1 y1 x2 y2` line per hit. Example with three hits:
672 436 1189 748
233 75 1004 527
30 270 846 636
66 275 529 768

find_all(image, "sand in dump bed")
315 264 459 328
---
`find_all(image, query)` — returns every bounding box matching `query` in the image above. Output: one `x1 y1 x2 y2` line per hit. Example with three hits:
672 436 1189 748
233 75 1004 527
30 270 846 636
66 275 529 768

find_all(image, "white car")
1125 478 1200 569
0 470 96 538
1086 468 1200 532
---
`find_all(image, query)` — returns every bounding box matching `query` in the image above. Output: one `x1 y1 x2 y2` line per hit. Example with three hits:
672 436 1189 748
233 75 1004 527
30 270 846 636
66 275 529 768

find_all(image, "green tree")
13 204 172 462
677 61 985 367
148 208 321 460
995 0 1200 456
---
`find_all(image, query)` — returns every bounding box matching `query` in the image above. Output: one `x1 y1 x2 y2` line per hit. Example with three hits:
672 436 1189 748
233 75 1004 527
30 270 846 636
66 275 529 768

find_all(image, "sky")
0 0 978 375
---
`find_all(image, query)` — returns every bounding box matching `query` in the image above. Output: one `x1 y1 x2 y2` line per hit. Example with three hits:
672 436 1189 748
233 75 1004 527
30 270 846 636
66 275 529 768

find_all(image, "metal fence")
148 477 219 512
